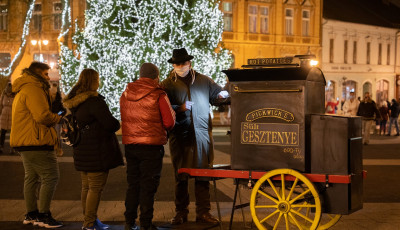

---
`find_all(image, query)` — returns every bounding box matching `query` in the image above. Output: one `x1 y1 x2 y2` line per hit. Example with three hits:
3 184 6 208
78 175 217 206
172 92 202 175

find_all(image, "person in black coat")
387 99 400 136
63 69 123 230
50 83 66 156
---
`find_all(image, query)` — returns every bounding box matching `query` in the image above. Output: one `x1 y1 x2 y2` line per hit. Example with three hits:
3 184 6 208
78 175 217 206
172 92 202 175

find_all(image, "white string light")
60 0 232 118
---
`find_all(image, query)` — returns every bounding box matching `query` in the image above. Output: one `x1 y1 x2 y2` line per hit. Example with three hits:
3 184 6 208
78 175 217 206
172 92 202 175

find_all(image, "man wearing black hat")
161 48 226 225
120 63 176 230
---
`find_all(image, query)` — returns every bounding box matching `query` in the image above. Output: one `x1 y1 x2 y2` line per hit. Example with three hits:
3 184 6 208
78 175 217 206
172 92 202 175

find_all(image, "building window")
378 43 382 65
53 2 62 30
285 8 293 35
363 82 372 98
222 2 233 32
376 80 389 106
387 44 391 65
344 40 348 64
0 5 7 31
248 5 257 33
329 39 334 63
325 80 336 104
366 42 370 64
302 10 310 36
0 53 11 69
353 41 357 64
33 3 42 30
342 80 357 101
260 6 269 34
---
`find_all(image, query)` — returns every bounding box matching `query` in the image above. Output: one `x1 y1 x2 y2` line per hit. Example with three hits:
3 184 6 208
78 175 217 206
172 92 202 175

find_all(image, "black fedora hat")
168 48 194 64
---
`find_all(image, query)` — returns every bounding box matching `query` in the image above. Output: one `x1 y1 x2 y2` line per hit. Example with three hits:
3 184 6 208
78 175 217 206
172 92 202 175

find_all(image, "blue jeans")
388 117 399 135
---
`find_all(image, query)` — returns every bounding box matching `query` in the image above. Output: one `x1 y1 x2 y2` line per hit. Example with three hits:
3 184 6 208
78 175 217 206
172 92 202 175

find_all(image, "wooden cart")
178 166 367 230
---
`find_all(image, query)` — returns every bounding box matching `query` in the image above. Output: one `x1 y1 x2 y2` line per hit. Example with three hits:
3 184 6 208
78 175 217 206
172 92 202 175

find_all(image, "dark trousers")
0 129 7 146
124 144 164 227
175 177 211 216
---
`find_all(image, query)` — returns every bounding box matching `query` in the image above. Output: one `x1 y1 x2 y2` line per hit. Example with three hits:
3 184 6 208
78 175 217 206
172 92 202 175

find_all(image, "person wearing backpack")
63 68 124 230
120 63 175 230
10 62 63 228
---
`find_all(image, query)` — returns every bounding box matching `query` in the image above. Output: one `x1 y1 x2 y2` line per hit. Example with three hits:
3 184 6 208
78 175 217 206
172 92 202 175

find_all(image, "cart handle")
178 168 367 184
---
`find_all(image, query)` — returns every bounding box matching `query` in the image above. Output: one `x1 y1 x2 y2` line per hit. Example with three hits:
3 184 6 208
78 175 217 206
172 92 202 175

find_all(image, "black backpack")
60 110 81 147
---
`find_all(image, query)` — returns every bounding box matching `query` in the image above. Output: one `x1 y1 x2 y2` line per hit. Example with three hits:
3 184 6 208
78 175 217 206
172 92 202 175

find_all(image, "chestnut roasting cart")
178 57 365 230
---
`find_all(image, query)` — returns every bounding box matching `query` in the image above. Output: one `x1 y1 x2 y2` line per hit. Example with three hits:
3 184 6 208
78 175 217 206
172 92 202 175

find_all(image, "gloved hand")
218 90 229 98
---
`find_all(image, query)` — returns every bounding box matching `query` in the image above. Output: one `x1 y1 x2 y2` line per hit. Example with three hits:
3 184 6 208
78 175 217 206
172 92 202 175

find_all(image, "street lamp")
31 39 49 62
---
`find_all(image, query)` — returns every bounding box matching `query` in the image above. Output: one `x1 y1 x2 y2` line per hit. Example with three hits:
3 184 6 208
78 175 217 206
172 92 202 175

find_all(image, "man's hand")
179 101 194 112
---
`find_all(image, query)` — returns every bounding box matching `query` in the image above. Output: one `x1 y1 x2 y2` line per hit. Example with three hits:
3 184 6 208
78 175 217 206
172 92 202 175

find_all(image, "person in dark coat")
0 82 15 154
378 101 389 135
49 83 66 156
357 92 381 145
161 48 228 225
63 69 123 230
387 99 400 136
120 63 175 230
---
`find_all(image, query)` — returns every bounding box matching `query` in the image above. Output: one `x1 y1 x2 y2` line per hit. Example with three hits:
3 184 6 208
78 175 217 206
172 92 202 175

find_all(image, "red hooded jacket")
120 77 175 145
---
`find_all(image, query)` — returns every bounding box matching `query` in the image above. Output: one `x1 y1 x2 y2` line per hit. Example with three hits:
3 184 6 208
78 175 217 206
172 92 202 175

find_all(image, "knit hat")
139 63 159 79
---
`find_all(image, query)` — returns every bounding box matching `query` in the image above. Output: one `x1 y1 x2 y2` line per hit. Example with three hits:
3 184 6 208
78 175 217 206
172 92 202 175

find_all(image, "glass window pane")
224 16 232 31
54 2 62 12
286 9 293 17
223 2 232 12
260 7 269 34
302 10 309 18
0 53 11 69
34 4 42 12
249 5 257 33
249 5 257 14
0 5 7 31
261 6 268 15
285 9 293 35
54 14 61 30
353 41 357 64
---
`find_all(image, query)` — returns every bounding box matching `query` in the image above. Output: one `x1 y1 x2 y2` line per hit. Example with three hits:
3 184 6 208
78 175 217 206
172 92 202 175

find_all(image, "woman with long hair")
63 69 123 230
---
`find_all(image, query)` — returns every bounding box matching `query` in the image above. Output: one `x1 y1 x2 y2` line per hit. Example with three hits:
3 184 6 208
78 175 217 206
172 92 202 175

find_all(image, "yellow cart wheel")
250 169 322 230
316 214 341 230
293 187 341 229
295 202 341 229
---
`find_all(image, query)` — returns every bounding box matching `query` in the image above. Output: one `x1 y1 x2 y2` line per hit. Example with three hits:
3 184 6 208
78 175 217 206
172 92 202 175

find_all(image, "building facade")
2 0 322 83
322 0 400 107
220 0 322 68
0 0 86 83
322 20 399 106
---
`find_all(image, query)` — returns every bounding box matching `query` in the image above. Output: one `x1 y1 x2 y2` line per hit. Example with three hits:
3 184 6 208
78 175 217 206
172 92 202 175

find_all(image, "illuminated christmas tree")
60 0 232 117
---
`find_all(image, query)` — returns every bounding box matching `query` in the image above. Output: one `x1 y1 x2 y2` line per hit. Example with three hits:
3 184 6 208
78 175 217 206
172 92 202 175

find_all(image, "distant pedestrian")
387 99 400 136
120 63 175 230
11 62 63 228
49 83 65 156
378 101 389 135
0 82 15 154
342 92 360 116
325 98 339 114
63 68 124 230
357 92 381 145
